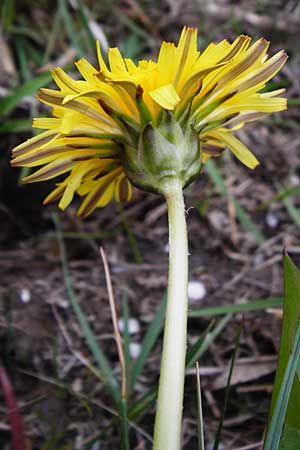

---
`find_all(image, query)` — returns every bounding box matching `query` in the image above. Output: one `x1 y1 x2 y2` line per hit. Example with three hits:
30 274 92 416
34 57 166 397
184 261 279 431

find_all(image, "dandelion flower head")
11 27 287 217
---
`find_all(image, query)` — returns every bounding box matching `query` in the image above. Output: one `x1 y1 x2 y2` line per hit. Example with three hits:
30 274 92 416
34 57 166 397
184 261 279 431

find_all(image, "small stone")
19 288 31 304
72 378 83 393
266 212 279 229
188 280 207 302
118 318 140 335
129 342 141 359
253 252 264 266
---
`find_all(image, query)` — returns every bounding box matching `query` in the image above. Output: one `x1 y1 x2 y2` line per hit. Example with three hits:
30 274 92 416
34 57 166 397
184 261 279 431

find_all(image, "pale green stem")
153 179 188 450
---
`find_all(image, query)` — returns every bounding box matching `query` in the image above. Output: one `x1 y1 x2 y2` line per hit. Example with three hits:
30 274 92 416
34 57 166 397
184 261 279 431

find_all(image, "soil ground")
1 1 300 449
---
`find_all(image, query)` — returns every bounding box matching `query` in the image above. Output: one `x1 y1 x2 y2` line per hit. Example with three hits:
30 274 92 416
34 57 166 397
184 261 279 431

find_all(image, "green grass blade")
43 6 62 63
205 159 265 244
0 118 32 133
0 71 53 116
122 294 131 394
196 314 232 359
129 315 232 420
288 98 300 106
52 213 120 405
213 321 243 450
116 202 143 264
14 36 31 82
267 252 300 431
130 294 166 389
186 320 215 368
1 0 15 31
76 0 96 52
58 0 84 57
258 185 300 210
120 398 130 450
196 362 205 450
128 386 157 420
189 297 283 317
264 321 300 450
282 196 300 225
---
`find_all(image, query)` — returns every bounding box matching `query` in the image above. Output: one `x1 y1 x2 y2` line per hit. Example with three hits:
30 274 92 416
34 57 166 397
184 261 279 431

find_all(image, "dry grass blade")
196 362 205 450
100 246 127 400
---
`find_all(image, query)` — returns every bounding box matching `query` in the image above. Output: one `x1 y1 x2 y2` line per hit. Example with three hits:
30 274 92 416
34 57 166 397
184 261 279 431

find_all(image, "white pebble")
129 342 141 359
266 212 279 228
118 318 140 335
188 281 207 302
72 377 82 393
19 288 31 304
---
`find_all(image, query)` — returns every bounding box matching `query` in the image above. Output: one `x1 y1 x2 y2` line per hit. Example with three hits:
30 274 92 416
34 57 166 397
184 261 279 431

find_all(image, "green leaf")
268 252 300 430
264 321 300 450
278 424 300 450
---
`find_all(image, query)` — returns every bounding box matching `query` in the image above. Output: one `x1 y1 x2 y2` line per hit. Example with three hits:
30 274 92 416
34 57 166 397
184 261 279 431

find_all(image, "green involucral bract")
122 112 202 195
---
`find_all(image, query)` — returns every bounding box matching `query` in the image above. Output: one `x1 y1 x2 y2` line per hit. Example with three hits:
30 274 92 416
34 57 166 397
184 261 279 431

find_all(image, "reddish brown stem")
0 365 27 450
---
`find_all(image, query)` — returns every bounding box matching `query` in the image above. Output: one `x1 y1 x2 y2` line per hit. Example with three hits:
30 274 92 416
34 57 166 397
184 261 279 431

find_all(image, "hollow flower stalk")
11 28 287 450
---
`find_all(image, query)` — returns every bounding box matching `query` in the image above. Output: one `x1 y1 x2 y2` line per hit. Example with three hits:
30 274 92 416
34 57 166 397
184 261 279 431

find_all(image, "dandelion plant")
11 27 287 450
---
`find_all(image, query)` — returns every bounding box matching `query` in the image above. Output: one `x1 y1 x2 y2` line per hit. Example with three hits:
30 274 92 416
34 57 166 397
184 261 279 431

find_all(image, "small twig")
51 305 104 382
232 442 264 450
100 246 127 399
18 368 153 444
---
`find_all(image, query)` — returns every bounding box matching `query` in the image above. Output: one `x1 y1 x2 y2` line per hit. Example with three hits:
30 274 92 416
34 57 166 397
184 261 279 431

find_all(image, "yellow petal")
43 183 66 205
52 67 82 93
32 118 62 130
175 27 198 84
208 129 259 169
75 58 99 82
157 42 177 84
218 35 251 63
149 84 180 109
108 47 127 73
12 129 59 157
59 161 94 210
78 167 122 217
96 41 110 77
22 156 73 182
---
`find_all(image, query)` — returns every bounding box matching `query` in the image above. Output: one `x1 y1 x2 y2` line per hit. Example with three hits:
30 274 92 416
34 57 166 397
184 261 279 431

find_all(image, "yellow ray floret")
11 27 287 216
